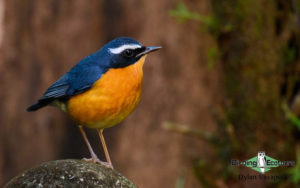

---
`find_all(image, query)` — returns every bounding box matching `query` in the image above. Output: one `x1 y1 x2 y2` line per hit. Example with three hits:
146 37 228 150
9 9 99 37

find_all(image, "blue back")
38 37 141 102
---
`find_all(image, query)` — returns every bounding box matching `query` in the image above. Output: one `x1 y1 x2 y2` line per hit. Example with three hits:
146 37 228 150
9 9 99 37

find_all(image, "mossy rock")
5 159 137 188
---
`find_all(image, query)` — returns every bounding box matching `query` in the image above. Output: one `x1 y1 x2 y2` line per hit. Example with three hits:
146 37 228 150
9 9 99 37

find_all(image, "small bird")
27 37 161 168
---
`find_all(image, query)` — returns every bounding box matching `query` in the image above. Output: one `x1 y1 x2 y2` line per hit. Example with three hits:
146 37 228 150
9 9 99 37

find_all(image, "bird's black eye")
123 49 134 57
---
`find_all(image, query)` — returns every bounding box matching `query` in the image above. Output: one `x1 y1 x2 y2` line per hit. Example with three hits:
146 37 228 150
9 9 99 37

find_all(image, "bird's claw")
82 158 114 169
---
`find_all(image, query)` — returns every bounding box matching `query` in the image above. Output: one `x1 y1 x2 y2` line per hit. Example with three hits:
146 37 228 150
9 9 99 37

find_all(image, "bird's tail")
26 100 50 112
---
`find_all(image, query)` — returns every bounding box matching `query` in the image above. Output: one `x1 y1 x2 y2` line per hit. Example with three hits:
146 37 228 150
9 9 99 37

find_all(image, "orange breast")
67 56 146 129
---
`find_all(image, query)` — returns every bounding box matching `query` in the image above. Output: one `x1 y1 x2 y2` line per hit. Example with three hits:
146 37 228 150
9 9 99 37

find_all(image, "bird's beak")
136 46 162 57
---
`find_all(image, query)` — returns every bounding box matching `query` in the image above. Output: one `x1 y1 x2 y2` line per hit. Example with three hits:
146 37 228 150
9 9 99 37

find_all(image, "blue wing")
40 64 104 99
27 57 108 111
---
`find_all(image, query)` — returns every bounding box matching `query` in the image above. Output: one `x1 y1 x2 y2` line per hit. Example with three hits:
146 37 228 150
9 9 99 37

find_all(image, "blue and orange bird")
27 37 161 168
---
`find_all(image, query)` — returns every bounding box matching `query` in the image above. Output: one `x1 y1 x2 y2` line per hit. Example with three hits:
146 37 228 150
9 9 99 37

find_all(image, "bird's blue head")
97 37 161 68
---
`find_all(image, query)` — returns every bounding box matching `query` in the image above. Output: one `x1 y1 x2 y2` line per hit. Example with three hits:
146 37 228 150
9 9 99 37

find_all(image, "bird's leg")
98 129 113 169
78 125 100 163
78 126 112 168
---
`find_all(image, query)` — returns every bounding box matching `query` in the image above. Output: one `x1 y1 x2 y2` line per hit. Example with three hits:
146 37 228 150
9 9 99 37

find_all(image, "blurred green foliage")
290 147 300 184
169 2 202 23
175 173 185 188
282 103 300 131
169 2 231 36
168 1 300 187
283 46 298 65
207 46 219 69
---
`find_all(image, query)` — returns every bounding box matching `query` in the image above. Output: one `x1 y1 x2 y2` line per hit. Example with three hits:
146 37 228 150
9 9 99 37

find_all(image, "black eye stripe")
121 47 146 57
125 49 133 55
133 47 146 54
123 47 145 54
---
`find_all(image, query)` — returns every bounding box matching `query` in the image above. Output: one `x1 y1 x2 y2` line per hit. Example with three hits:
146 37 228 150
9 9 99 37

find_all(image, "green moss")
5 160 137 188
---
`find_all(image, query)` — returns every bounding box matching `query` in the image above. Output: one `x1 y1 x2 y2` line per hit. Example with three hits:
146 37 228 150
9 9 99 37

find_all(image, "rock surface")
4 159 137 188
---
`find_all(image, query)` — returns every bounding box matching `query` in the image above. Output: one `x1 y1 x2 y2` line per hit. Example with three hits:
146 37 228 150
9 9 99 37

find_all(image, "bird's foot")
82 157 114 169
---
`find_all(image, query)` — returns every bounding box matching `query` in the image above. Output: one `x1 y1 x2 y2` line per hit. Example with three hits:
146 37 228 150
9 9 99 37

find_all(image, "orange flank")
67 56 146 129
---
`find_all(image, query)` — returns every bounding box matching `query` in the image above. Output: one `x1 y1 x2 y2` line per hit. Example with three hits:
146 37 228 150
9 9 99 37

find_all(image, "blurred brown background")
1 0 300 187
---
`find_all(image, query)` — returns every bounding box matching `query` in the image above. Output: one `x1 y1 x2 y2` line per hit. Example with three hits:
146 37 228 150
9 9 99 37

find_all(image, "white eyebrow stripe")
109 44 141 54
